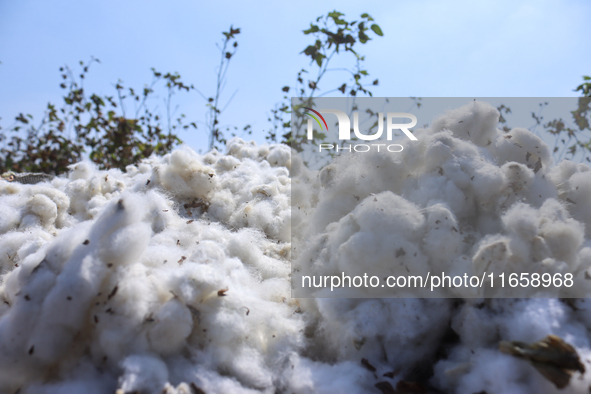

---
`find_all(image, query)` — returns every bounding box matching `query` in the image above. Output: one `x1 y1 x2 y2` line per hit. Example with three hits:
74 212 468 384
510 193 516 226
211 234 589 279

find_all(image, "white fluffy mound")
2 101 591 393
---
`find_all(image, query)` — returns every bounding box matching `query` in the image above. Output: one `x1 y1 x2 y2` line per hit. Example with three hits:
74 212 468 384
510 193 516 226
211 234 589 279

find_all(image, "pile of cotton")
1 101 591 393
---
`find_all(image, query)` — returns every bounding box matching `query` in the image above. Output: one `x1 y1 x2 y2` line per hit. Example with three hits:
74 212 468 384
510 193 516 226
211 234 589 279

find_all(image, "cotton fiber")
1 100 591 393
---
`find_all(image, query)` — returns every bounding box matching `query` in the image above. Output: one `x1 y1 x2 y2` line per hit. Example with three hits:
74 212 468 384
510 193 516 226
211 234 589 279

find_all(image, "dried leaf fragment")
499 334 585 389
107 286 118 300
190 383 206 394
375 381 396 394
361 357 376 372
217 288 228 297
396 380 426 393
395 247 406 258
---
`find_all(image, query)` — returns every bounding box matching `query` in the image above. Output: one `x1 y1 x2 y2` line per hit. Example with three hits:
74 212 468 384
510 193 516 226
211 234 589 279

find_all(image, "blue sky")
1 0 590 153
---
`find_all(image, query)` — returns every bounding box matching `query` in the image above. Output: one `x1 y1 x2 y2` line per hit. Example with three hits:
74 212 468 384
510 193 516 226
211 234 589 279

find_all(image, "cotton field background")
2 101 591 393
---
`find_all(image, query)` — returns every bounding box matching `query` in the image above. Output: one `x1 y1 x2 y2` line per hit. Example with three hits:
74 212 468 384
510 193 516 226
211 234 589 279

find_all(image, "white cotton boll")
42 221 94 273
147 298 193 356
560 171 591 237
33 187 71 228
311 192 428 282
98 221 151 266
84 188 116 219
575 247 591 274
202 148 221 166
405 175 467 218
490 127 552 171
20 213 42 229
118 354 169 394
267 144 291 168
289 149 308 178
10 194 147 362
242 200 289 240
443 255 483 298
302 152 408 235
423 204 462 265
227 229 290 280
125 164 139 176
502 202 539 241
86 193 146 244
291 188 314 231
291 168 318 209
314 298 451 369
357 151 409 194
68 161 96 181
548 159 579 188
226 137 270 160
0 200 21 233
250 183 278 198
207 189 237 222
471 163 506 209
284 357 376 394
422 139 454 173
472 235 511 275
189 237 228 265
158 148 217 199
96 324 151 363
26 194 58 228
101 173 126 196
397 128 432 172
497 299 589 350
215 155 241 173
0 179 23 195
431 100 500 147
64 179 93 219
138 162 152 174
167 263 225 304
523 172 558 208
217 346 275 390
0 231 48 275
500 162 534 195
318 164 337 188
142 191 177 234
537 199 584 264
105 263 161 323
28 254 108 362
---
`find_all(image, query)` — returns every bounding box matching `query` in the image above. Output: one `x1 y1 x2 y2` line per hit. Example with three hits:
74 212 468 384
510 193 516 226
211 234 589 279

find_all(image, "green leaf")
360 70 368 76
371 24 383 36
315 53 325 67
359 31 370 44
328 11 344 19
303 24 319 34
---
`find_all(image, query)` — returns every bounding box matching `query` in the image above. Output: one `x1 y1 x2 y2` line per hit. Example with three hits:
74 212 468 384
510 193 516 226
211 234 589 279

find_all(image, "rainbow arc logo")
304 108 328 131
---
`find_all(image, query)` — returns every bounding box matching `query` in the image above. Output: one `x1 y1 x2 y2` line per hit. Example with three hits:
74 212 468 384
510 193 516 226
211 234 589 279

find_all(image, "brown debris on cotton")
499 335 585 389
